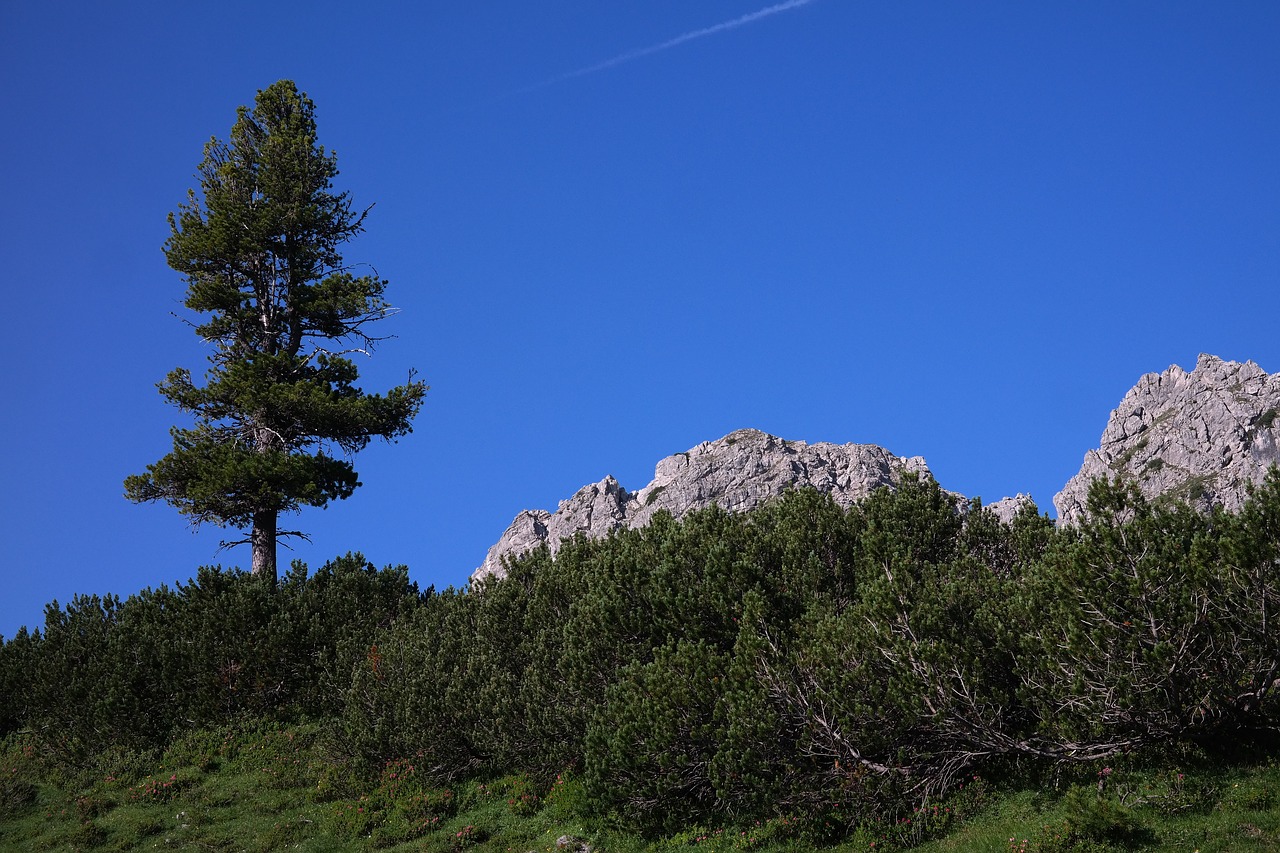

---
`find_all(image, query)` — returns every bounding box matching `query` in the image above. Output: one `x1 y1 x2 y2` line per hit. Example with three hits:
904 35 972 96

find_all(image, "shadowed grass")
2 721 1278 852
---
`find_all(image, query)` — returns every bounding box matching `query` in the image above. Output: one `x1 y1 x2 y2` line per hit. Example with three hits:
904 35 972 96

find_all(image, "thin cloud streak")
516 0 817 95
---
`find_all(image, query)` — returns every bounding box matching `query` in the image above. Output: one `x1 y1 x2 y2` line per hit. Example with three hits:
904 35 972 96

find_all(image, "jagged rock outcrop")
475 429 936 581
986 493 1036 524
1054 354 1280 524
475 355 1279 580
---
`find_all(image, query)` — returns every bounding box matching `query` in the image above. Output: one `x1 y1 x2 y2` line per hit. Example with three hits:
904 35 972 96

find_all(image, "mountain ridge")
476 354 1280 582
1053 353 1280 523
475 428 1023 581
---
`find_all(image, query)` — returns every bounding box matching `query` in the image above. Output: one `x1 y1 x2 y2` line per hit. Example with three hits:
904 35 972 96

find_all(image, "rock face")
475 429 935 581
1054 354 1280 524
986 493 1036 524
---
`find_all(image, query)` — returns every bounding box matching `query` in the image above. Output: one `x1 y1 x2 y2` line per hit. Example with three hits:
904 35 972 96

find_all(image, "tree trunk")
251 509 278 586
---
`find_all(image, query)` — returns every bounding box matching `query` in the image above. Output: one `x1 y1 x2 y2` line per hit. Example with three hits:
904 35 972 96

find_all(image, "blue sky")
2 1 1278 639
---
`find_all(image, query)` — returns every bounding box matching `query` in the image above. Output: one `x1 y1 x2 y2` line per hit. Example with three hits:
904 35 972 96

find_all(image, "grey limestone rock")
985 493 1036 524
1054 354 1280 524
475 429 937 581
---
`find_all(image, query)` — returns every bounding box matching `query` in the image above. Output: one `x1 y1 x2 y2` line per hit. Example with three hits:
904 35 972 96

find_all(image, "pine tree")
125 80 426 583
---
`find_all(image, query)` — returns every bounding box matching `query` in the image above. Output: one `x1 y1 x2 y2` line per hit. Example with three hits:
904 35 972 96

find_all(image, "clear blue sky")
2 2 1278 639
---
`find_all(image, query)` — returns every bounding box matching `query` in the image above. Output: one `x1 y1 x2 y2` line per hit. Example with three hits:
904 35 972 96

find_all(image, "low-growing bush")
1060 785 1152 846
3 553 421 764
0 776 36 819
7 470 1280 847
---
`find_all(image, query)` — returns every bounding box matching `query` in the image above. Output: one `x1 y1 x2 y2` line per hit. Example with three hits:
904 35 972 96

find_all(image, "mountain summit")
477 355 1280 581
1054 354 1280 523
475 429 942 581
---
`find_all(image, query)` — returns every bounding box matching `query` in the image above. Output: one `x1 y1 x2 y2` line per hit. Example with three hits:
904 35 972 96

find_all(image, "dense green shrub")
1018 474 1280 757
1219 470 1280 729
0 627 36 738
3 553 420 761
24 592 137 760
1060 784 1153 846
273 554 424 717
339 586 488 779
8 468 1280 844
341 481 1042 832
584 639 731 833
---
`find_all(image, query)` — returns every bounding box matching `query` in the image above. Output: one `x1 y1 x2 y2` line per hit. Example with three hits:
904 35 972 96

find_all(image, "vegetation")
3 720 1278 851
4 470 1280 849
124 80 426 581
20 73 1280 853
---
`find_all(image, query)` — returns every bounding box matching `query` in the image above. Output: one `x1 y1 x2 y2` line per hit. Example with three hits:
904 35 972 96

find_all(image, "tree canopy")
125 80 426 581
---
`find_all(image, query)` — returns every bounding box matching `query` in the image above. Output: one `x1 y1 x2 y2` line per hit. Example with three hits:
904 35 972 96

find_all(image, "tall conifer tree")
126 80 426 583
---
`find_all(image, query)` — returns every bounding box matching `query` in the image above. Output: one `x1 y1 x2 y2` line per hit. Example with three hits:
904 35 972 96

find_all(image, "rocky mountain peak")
474 355 1280 582
474 429 937 581
1053 354 1280 523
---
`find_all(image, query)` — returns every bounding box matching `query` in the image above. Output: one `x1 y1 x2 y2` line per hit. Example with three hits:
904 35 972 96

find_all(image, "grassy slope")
2 721 1279 852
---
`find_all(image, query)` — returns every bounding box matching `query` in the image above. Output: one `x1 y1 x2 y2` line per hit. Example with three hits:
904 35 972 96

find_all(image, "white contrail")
517 0 817 94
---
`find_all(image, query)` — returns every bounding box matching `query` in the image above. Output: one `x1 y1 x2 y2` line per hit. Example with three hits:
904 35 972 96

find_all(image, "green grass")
0 722 647 853
913 763 1280 853
3 722 1279 852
